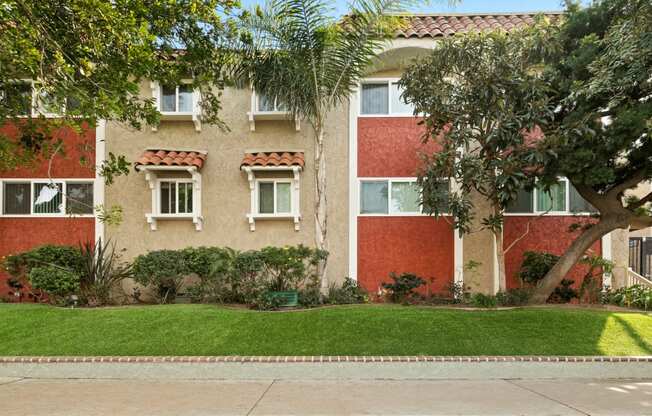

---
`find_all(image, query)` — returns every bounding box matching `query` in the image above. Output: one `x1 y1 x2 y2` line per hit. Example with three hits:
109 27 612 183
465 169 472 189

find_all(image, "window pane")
422 179 450 213
161 85 176 112
66 96 81 112
537 181 566 212
360 181 388 214
3 183 30 214
391 181 420 213
259 182 274 214
160 182 176 214
276 183 291 213
3 83 32 116
178 85 193 112
66 183 94 214
177 183 193 214
391 83 413 115
506 188 534 213
33 183 63 214
36 89 60 114
361 84 389 115
258 94 275 112
569 183 596 213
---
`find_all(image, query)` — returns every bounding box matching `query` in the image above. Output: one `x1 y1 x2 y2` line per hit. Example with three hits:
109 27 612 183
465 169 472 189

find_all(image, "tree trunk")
529 218 624 304
495 226 507 293
314 127 328 290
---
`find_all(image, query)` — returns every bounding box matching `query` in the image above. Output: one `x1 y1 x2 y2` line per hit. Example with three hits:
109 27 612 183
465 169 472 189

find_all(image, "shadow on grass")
612 315 652 355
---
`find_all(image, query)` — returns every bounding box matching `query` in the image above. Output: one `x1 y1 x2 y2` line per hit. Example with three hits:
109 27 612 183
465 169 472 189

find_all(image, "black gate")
629 237 652 278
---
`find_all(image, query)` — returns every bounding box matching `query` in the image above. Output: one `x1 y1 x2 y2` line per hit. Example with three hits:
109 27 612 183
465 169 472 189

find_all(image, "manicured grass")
0 304 650 356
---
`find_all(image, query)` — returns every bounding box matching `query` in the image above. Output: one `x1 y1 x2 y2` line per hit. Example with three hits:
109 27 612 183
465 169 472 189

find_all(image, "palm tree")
238 0 427 288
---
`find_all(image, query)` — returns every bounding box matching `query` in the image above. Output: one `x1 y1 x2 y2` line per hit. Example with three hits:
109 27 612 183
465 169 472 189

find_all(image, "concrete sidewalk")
1 377 652 415
1 362 651 415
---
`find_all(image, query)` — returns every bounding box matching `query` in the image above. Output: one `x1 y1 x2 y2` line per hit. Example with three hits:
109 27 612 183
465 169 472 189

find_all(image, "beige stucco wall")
104 83 350 286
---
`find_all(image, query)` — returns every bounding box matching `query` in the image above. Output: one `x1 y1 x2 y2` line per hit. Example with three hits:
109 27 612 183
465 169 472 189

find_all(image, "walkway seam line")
246 379 276 416
504 379 591 416
0 377 24 387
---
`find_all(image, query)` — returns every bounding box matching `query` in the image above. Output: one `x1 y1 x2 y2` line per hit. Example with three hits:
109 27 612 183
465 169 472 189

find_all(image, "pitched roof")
394 12 562 38
241 151 305 169
135 149 207 170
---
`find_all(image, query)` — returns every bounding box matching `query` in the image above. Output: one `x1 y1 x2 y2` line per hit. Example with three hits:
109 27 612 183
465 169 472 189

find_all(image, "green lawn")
0 304 650 356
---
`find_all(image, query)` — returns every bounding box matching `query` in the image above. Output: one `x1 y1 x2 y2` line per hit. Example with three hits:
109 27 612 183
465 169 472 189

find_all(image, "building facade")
0 12 642 299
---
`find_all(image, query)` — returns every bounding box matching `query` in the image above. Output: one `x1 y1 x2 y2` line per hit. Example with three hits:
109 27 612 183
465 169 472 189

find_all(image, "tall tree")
0 0 240 173
237 0 429 287
399 22 557 292
530 0 652 302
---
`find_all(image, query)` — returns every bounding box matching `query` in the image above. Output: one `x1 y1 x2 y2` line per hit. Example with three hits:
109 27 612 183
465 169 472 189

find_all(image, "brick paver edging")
1 356 651 364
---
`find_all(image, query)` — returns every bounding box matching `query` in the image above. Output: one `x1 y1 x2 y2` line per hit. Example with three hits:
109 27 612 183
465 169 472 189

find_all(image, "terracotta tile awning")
395 12 562 38
241 152 305 169
135 149 207 170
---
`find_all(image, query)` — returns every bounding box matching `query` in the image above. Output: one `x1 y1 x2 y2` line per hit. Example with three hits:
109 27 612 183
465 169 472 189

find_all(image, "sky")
239 0 593 16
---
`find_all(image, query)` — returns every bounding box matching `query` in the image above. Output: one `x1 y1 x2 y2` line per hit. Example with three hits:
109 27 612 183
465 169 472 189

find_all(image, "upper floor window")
257 180 292 215
257 94 287 113
161 84 194 113
360 80 413 116
1 180 94 216
1 82 32 116
506 179 597 214
359 178 447 215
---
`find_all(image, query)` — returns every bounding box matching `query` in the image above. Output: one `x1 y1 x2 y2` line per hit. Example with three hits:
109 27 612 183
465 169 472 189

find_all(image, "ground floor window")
159 180 194 215
257 180 292 215
360 178 446 215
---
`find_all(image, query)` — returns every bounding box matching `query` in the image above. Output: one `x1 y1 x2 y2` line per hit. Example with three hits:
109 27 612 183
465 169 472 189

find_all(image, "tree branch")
606 167 648 199
631 191 652 209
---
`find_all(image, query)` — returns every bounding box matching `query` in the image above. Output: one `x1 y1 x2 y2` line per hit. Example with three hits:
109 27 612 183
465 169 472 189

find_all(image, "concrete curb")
1 355 651 364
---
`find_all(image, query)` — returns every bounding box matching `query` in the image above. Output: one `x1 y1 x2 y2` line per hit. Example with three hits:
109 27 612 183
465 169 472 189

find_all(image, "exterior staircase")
626 267 652 289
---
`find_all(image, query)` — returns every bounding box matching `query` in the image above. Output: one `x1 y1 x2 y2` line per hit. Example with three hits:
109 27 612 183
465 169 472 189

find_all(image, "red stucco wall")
358 117 439 177
358 217 454 296
504 216 601 290
0 122 95 300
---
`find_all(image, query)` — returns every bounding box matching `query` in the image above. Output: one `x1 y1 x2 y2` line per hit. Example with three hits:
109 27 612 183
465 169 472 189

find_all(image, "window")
505 179 596 214
161 84 193 113
359 179 440 215
536 180 567 212
159 180 193 215
3 182 30 214
33 182 63 214
1 82 32 116
360 80 414 115
257 94 287 112
67 182 94 214
258 181 292 215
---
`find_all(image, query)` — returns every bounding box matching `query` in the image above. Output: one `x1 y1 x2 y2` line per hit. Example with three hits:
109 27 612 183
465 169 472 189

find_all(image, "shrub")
470 293 497 308
382 272 426 303
579 254 614 304
183 247 237 303
496 288 532 306
79 239 132 306
133 250 188 304
259 245 327 292
28 266 80 304
602 285 652 310
326 278 368 304
298 286 322 308
5 245 84 279
548 279 578 303
519 251 560 285
230 250 266 304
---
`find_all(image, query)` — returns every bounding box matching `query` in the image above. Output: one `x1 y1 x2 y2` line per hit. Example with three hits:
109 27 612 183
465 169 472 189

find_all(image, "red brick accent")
504 216 602 290
358 217 454 295
357 117 440 177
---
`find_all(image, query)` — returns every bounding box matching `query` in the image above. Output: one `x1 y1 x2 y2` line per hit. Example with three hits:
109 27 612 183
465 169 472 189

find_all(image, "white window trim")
157 179 195 216
137 164 204 231
6 80 68 118
0 178 95 218
504 177 596 216
242 166 302 231
256 179 293 216
149 80 202 132
359 78 417 118
247 90 300 132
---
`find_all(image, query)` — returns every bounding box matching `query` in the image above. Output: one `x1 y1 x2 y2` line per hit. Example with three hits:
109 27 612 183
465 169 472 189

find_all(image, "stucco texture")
104 83 349 286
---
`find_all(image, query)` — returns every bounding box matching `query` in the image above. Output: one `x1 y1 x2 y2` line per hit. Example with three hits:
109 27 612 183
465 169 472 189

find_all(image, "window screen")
361 84 389 115
3 182 31 214
33 183 63 214
537 181 566 212
276 183 291 213
67 183 94 214
161 85 177 112
390 181 420 213
178 85 193 112
506 188 534 213
160 181 177 214
360 181 388 214
569 183 597 213
177 182 193 214
258 182 275 214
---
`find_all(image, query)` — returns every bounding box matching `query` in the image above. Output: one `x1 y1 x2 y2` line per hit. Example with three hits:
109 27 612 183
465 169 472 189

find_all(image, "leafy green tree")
399 21 557 291
530 0 652 302
237 0 430 287
0 0 240 173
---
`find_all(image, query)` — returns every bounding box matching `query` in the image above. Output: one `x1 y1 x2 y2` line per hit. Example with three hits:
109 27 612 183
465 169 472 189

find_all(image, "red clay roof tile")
135 149 207 170
241 152 305 169
394 12 562 38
